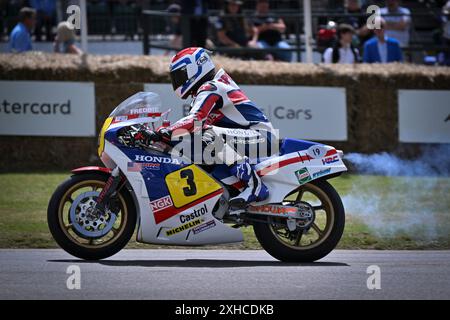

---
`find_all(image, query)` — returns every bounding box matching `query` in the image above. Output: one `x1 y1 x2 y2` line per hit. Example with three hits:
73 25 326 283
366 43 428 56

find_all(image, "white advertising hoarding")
0 81 96 137
399 90 450 143
144 84 347 141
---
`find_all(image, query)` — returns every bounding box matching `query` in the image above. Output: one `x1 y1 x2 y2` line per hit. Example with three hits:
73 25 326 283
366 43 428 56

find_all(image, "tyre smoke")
341 145 450 240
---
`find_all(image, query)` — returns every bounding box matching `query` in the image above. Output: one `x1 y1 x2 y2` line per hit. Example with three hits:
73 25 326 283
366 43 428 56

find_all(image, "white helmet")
169 47 216 99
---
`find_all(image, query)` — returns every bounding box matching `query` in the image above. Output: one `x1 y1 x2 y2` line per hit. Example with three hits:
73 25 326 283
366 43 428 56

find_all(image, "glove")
133 129 160 146
201 129 217 146
157 127 172 143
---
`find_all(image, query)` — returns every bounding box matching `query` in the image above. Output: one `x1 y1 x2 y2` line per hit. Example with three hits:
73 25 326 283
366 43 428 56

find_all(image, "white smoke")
342 145 450 240
345 146 450 177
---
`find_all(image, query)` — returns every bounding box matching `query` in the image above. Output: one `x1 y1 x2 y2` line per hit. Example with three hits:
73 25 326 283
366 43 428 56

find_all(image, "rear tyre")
253 179 345 262
47 172 137 260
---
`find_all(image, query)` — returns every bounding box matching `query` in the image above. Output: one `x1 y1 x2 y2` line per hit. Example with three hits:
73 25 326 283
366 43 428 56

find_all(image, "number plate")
165 165 222 208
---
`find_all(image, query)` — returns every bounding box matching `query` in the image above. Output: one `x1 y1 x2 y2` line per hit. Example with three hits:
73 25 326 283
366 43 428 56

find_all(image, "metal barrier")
141 9 449 63
142 10 305 61
1 4 447 62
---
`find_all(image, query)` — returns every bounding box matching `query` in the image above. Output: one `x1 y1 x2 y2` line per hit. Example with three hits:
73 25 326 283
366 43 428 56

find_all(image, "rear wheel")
47 172 137 260
253 179 345 262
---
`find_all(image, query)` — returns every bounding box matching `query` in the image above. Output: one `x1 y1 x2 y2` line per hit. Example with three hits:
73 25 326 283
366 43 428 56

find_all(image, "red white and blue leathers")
165 68 274 135
163 68 274 206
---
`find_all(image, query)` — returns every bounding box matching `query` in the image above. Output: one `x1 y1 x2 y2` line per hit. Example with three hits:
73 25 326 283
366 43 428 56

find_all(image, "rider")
141 47 276 208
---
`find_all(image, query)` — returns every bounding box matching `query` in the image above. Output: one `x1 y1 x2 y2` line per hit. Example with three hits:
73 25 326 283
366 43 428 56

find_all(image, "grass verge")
0 173 449 249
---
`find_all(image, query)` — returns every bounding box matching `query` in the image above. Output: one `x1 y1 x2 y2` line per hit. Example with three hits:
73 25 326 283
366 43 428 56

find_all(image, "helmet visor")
170 66 189 91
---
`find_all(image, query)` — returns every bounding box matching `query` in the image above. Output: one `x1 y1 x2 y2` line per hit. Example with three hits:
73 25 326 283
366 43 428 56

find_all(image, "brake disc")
69 191 117 238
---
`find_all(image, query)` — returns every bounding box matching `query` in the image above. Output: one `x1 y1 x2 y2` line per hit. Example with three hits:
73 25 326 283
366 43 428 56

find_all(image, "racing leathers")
158 69 276 207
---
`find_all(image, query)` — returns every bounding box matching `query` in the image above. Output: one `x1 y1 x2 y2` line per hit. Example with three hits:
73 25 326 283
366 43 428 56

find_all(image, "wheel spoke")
294 230 303 246
64 223 73 231
296 189 305 201
313 205 324 210
110 228 119 237
311 223 323 237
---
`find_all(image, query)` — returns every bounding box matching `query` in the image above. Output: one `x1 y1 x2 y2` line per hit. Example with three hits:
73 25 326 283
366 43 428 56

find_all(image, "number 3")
180 169 197 196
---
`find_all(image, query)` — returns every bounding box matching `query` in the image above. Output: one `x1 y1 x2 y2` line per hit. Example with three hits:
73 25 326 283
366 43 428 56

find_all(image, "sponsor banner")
165 218 202 236
179 204 208 223
249 204 297 215
311 168 331 179
322 155 339 165
398 90 450 143
295 167 311 184
127 161 160 172
0 81 95 136
150 195 173 213
192 220 216 235
134 155 182 165
144 84 347 141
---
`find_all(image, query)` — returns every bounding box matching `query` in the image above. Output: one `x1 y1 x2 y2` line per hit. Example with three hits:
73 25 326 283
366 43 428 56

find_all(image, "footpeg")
228 209 245 216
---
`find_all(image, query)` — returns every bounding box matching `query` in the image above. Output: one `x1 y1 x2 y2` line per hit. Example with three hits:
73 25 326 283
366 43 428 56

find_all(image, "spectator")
180 0 209 47
53 21 82 55
29 0 56 42
0 1 6 41
317 20 337 51
323 24 360 64
165 3 182 55
8 7 36 53
363 17 403 63
442 1 450 44
438 1 450 65
341 0 372 47
4 0 28 36
380 0 411 48
252 0 292 62
215 0 255 58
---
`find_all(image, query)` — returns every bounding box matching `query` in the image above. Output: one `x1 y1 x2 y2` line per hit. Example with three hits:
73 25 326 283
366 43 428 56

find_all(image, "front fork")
94 166 123 214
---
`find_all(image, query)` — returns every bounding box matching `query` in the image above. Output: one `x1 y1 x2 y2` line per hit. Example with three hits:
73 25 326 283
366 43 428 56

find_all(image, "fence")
141 9 449 63
1 4 448 63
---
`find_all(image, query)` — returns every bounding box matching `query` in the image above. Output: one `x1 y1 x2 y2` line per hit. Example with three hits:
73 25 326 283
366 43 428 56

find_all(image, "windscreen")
109 92 162 126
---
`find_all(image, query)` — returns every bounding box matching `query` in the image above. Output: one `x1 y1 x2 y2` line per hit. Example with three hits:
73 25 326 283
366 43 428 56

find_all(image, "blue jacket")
363 37 403 63
8 23 32 53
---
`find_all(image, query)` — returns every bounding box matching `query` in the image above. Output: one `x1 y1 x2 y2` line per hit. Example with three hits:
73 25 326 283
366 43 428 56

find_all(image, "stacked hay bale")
0 53 449 171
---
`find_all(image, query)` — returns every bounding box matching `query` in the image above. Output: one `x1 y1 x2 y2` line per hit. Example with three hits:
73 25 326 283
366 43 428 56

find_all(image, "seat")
279 138 320 156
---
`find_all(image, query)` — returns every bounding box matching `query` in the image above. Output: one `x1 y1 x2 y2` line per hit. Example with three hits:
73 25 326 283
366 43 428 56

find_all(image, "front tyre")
253 179 345 262
47 172 137 260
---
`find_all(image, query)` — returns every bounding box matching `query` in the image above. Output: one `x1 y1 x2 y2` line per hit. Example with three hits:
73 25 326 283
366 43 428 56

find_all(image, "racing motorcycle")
48 92 347 262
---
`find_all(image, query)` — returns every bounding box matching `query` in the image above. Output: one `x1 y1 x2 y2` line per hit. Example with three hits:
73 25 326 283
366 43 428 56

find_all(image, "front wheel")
253 179 345 262
47 172 137 260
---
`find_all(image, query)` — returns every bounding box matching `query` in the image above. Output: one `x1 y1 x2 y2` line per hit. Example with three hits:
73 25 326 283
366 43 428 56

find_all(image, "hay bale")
1 53 450 170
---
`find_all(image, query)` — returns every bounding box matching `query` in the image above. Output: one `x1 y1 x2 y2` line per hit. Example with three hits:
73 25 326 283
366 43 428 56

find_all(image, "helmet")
169 47 215 99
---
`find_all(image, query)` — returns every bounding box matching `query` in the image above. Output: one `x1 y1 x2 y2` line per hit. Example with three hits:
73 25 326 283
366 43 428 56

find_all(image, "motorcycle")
48 92 347 262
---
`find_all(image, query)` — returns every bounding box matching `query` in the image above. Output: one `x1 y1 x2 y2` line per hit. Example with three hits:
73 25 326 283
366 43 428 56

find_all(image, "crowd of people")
2 0 450 64
3 0 83 54
7 5 83 54
319 0 410 64
165 0 293 62
164 0 449 64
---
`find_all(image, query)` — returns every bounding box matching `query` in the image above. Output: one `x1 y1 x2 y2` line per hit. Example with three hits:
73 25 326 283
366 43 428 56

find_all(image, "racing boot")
229 158 269 209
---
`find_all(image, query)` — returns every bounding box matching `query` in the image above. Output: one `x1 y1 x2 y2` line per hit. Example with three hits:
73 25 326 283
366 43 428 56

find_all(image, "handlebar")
117 125 170 154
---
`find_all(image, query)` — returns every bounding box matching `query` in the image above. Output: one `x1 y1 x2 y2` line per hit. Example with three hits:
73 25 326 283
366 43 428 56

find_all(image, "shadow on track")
49 259 349 268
